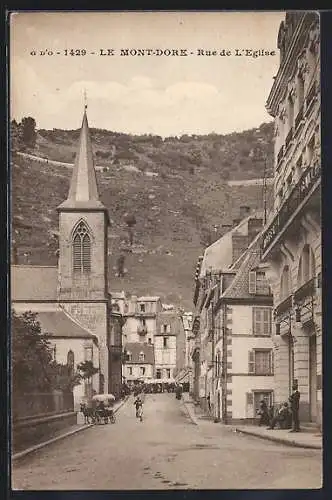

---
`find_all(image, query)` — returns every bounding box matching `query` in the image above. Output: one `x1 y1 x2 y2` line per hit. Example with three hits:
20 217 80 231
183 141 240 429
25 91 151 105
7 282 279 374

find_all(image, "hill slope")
12 122 274 310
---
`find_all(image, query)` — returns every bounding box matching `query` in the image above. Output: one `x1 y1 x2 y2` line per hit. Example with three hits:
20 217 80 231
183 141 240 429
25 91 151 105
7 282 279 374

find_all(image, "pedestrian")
267 402 290 429
257 399 269 426
289 382 301 432
207 393 211 413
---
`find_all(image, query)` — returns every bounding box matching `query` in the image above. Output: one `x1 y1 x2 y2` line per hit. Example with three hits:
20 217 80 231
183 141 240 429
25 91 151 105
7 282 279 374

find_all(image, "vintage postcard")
10 11 322 490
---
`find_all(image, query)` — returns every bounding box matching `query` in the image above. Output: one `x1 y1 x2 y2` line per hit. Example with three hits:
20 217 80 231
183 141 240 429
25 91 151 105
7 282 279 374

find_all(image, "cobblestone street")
12 394 322 490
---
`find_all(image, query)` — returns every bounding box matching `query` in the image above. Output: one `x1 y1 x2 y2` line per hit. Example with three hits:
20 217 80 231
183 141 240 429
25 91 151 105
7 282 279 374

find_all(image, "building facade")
122 342 155 384
155 310 182 381
191 212 274 423
11 109 122 407
261 12 321 429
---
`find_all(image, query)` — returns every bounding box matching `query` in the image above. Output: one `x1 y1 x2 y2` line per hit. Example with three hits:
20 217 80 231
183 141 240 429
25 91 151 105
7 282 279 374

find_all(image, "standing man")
289 381 301 432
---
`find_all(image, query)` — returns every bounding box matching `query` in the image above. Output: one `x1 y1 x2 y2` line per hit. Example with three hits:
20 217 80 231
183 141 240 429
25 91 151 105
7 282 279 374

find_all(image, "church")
11 108 120 408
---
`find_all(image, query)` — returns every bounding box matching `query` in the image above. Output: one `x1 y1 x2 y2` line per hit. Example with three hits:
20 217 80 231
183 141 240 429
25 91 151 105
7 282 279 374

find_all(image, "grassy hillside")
12 122 274 310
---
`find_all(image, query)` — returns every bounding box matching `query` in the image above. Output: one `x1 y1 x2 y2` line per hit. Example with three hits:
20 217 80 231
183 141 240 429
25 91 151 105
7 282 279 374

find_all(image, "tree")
12 311 54 394
124 213 137 246
77 360 99 399
10 120 23 152
21 116 37 148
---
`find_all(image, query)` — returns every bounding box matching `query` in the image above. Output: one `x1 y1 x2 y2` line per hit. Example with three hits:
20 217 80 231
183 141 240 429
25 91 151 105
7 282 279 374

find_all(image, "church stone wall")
58 211 108 301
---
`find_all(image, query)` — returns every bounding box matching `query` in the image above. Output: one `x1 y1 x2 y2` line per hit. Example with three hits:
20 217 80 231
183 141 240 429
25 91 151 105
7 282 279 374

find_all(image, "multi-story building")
191 211 274 423
122 342 154 384
175 312 193 387
154 310 181 381
213 234 273 424
122 295 162 346
261 12 321 429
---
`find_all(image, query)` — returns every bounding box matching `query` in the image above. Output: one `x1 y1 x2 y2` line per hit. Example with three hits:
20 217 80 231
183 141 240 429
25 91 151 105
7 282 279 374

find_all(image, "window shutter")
253 308 262 336
263 309 272 336
270 350 274 375
246 392 254 405
248 350 255 374
249 271 257 294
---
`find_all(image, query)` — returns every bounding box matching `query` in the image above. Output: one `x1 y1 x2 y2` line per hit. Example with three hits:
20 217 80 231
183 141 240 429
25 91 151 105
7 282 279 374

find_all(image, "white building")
154 310 181 380
123 342 154 383
261 12 321 429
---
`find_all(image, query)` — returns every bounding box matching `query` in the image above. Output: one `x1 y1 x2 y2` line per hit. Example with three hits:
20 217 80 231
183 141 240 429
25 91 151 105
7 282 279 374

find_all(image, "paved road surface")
12 393 322 490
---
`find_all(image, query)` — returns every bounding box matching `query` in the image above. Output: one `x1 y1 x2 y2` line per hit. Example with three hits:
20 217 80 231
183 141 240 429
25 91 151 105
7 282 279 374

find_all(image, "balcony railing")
293 277 315 304
295 106 304 130
285 127 293 150
277 146 284 168
137 325 147 335
274 295 292 318
262 162 321 254
306 83 316 115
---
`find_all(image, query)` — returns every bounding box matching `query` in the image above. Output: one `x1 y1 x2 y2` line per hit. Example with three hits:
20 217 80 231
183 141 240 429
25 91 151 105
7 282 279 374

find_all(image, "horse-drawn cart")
80 393 116 425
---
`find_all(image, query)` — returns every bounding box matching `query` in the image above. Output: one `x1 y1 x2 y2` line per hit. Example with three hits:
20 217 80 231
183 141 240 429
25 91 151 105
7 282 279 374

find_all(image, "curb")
234 428 322 450
181 397 198 426
12 397 130 461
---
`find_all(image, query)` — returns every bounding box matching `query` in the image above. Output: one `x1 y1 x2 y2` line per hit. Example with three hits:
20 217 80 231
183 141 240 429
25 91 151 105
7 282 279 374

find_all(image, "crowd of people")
257 383 301 432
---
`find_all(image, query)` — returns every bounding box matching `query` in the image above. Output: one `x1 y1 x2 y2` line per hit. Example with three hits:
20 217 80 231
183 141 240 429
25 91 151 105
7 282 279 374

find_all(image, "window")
297 244 315 287
126 351 132 362
156 369 162 379
84 346 93 362
280 265 291 300
140 366 146 376
163 337 168 348
166 368 171 378
141 318 146 326
138 351 145 362
252 308 272 336
51 345 57 362
67 350 74 368
140 304 145 313
253 392 273 412
250 271 270 295
128 367 133 375
73 221 91 274
161 324 170 334
148 338 152 344
248 350 273 375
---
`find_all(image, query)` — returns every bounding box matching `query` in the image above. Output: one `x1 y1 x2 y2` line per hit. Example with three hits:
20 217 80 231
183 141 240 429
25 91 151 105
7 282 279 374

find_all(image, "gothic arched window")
67 350 75 375
72 221 91 274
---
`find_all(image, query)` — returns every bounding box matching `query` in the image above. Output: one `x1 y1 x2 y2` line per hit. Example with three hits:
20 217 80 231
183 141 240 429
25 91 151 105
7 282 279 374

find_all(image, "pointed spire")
58 107 105 210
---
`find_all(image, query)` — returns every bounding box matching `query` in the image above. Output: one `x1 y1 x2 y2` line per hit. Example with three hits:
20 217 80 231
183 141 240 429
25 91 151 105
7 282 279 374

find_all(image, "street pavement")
12 393 322 490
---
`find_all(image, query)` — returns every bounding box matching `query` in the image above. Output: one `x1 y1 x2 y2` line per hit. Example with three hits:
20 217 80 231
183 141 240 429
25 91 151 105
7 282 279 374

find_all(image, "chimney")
221 223 233 232
232 233 248 264
248 217 263 243
240 205 251 218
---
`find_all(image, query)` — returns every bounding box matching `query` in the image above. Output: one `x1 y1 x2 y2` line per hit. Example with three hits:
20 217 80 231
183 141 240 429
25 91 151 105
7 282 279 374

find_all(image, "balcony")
285 127 293 150
274 295 292 318
262 162 321 255
137 324 147 336
305 83 316 116
276 146 284 169
295 106 304 131
293 277 315 304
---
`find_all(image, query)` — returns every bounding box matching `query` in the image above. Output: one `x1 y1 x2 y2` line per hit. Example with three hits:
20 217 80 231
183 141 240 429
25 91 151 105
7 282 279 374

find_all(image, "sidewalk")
12 396 130 461
181 393 322 450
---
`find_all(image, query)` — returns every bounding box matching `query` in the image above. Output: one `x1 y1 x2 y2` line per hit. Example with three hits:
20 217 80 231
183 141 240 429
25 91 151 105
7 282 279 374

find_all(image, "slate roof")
11 265 58 301
37 311 96 339
124 342 155 364
199 211 264 278
58 110 106 211
222 232 266 299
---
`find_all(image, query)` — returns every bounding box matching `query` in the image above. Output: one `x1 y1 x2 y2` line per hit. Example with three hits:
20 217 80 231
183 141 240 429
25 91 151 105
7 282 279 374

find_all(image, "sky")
10 11 285 137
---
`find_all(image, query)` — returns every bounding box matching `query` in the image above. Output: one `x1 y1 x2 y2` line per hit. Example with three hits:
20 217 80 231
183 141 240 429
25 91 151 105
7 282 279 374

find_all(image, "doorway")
309 335 317 422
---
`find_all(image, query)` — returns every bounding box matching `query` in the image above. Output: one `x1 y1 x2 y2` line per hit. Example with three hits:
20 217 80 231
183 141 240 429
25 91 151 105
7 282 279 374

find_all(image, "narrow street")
12 394 322 490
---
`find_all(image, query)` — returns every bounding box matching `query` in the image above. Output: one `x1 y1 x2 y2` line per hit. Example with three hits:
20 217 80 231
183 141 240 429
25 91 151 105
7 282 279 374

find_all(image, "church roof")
37 311 96 339
58 109 106 211
11 265 58 301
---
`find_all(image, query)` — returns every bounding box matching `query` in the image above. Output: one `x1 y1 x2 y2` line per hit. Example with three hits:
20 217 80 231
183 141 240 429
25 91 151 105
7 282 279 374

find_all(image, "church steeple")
58 108 105 210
